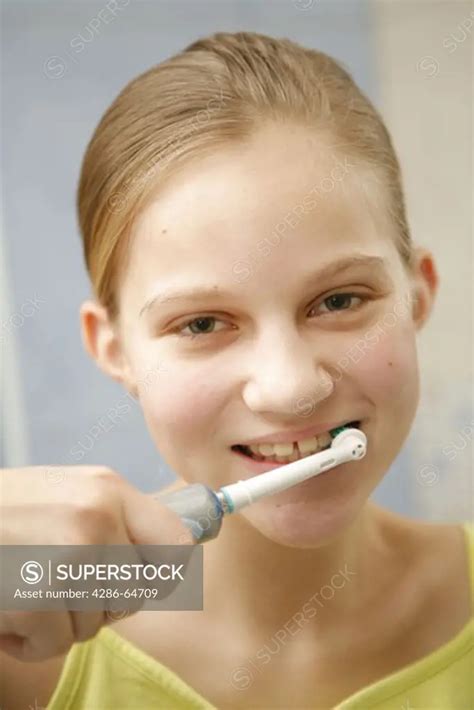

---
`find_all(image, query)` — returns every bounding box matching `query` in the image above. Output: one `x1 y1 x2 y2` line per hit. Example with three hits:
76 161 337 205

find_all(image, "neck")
202 501 388 642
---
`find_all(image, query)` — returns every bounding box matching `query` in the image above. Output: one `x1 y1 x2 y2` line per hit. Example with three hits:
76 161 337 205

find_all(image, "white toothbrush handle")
220 429 367 513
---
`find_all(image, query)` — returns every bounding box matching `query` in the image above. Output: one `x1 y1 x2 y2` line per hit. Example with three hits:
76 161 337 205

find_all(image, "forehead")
124 124 397 292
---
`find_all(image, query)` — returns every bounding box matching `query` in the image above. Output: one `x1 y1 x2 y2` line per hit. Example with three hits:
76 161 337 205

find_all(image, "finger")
0 611 74 662
120 484 195 546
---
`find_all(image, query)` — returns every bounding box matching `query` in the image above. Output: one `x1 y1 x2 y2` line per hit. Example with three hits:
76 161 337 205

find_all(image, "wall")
1 0 471 522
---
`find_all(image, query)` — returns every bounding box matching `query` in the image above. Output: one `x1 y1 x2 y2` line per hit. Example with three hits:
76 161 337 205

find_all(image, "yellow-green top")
47 522 474 709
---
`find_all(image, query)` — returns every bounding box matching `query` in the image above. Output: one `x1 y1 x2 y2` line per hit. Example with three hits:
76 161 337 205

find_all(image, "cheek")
341 315 420 426
136 360 228 445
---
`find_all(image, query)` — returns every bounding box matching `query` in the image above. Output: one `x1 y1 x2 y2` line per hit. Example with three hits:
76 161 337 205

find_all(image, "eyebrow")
139 254 389 318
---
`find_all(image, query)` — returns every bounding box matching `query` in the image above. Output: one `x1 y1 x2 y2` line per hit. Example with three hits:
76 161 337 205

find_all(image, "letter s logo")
21 561 44 584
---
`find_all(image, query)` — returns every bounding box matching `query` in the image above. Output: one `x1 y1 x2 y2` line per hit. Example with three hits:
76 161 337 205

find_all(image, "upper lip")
234 419 361 446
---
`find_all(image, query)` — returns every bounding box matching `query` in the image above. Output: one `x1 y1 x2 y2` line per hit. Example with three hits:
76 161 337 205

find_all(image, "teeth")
259 444 277 456
249 432 333 463
315 431 332 449
239 423 359 464
273 443 295 457
297 436 319 455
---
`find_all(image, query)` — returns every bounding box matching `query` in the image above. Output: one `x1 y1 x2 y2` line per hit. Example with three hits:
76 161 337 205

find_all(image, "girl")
1 31 472 710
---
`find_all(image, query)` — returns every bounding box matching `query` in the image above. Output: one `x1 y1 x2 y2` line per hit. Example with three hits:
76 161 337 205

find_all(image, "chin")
241 494 364 549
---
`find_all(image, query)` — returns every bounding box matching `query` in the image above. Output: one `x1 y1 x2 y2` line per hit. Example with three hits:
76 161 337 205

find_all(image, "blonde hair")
77 31 412 320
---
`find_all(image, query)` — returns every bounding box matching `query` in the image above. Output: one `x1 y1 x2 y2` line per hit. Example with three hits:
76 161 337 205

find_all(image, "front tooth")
273 443 295 457
258 442 295 457
259 443 276 456
297 436 319 455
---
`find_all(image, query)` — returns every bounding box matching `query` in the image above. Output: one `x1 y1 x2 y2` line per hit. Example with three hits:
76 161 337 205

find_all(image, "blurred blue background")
1 0 472 523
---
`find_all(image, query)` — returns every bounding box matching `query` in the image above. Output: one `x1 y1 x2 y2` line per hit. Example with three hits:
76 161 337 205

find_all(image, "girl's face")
112 123 435 546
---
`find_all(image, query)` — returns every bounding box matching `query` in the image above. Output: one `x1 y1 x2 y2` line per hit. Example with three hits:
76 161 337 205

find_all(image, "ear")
80 299 138 398
408 246 439 331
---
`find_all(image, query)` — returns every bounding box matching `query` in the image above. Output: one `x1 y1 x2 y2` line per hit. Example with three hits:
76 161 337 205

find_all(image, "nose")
241 326 334 420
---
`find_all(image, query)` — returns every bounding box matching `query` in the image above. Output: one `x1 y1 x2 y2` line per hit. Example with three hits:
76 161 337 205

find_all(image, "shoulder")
375 506 471 572
381 512 472 643
383 512 472 594
0 647 68 710
420 519 472 613
400 517 471 586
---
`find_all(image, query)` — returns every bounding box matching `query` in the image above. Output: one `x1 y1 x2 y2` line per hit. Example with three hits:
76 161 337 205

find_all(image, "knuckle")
95 464 115 477
70 498 118 542
93 466 120 483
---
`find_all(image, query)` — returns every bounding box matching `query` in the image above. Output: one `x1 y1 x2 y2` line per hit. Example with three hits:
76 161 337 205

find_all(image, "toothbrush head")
330 427 367 459
329 421 360 439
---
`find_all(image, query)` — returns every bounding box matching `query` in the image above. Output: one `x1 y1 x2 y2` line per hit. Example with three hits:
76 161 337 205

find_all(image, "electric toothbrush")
157 425 367 543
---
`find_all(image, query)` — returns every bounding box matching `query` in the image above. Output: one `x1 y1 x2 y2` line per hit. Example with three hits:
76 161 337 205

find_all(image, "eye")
311 292 367 315
174 316 227 339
